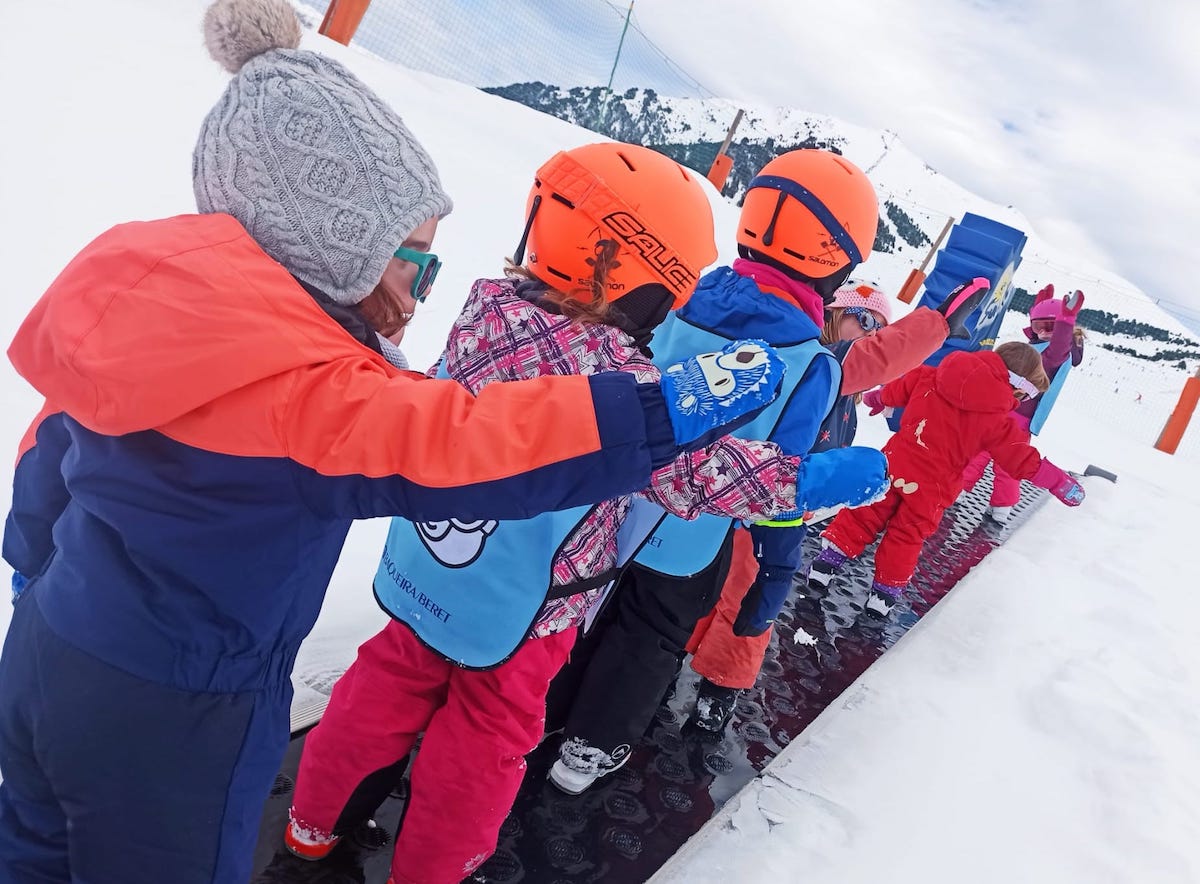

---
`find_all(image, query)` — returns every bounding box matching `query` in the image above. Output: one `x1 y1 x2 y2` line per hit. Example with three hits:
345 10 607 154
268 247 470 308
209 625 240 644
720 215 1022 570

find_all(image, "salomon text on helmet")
514 143 718 308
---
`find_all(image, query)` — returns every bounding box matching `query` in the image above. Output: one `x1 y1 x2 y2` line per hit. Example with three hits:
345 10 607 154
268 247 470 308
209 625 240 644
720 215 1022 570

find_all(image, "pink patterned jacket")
434 278 800 638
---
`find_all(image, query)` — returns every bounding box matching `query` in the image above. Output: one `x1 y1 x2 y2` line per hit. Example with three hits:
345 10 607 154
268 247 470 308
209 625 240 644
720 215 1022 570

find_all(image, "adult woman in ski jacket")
0 2 777 882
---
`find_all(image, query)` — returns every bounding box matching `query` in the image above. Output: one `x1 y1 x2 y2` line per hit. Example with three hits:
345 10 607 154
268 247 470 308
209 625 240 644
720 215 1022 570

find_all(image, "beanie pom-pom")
203 0 302 74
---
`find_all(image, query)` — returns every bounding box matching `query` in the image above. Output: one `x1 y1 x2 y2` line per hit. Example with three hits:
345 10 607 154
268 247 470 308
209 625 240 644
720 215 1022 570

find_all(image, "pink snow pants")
291 619 577 884
961 414 1032 507
962 451 1021 506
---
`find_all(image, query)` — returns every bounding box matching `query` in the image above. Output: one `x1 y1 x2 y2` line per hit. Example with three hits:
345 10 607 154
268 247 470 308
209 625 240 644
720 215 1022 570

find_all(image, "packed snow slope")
1 2 1197 882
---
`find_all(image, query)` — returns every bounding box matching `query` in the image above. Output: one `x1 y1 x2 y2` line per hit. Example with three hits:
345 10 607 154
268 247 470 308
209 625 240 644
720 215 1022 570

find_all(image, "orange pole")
896 268 925 304
319 0 372 46
318 1 336 34
705 109 744 194
1155 368 1200 454
897 216 955 303
706 153 734 192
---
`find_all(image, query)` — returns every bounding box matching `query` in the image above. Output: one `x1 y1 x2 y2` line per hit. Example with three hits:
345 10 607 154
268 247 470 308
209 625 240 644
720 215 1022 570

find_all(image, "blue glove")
659 339 785 450
794 447 889 512
733 524 806 637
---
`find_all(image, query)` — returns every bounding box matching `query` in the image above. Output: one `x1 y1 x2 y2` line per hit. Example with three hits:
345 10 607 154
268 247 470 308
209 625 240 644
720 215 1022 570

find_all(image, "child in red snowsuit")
283 144 888 884
813 341 1087 615
962 284 1087 522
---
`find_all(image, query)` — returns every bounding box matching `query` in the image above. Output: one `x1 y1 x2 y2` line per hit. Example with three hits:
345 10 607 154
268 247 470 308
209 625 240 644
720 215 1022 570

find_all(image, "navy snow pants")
0 593 291 883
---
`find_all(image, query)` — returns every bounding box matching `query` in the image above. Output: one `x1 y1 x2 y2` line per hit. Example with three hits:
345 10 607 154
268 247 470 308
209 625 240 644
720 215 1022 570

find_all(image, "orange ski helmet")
737 149 878 286
515 143 717 308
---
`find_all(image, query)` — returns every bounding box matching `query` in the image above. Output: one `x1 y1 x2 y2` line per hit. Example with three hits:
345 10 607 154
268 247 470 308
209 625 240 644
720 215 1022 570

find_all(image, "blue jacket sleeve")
4 410 73 585
733 523 807 635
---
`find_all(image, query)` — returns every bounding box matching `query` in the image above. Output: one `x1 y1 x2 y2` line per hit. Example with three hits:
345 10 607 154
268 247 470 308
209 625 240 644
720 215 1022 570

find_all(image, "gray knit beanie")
193 0 453 305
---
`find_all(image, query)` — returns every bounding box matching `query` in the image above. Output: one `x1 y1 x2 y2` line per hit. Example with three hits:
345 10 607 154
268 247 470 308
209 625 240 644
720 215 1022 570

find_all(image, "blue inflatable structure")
888 213 1027 431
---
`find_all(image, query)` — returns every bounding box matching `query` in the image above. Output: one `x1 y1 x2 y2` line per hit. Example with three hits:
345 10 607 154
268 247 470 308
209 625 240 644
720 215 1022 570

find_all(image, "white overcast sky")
330 0 1199 324
628 0 1200 322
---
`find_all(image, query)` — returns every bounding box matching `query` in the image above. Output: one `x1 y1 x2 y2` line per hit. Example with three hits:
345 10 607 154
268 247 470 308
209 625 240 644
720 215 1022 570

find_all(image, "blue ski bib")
1028 340 1072 435
374 506 590 669
633 312 839 578
374 497 666 669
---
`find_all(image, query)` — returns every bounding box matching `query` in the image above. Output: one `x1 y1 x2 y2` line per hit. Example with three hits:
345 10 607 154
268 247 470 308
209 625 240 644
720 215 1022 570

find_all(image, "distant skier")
283 142 889 884
962 283 1087 523
810 341 1086 616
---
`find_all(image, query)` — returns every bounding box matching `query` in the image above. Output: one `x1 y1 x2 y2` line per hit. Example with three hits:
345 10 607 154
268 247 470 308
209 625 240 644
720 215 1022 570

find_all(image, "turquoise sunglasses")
393 246 441 303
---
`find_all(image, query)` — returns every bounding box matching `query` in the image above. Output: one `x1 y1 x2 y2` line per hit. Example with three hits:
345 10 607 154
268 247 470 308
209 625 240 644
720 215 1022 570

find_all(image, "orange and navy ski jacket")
3 214 676 694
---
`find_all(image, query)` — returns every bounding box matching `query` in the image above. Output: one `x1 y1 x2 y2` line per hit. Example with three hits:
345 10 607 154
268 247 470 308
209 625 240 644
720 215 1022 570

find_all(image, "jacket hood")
679 266 823 345
8 214 390 436
933 350 1019 414
730 258 826 327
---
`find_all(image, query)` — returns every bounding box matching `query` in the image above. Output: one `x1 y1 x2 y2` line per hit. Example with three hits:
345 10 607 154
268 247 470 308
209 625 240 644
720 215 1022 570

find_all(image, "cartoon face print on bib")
414 519 499 568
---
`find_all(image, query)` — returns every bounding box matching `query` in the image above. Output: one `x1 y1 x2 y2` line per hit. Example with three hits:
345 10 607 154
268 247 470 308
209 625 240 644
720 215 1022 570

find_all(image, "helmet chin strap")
511 195 542 266
813 264 855 303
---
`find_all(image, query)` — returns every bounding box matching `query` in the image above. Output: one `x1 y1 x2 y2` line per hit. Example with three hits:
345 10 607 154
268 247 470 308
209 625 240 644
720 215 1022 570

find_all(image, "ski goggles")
843 306 883 333
1008 371 1039 401
1030 318 1055 333
393 246 442 303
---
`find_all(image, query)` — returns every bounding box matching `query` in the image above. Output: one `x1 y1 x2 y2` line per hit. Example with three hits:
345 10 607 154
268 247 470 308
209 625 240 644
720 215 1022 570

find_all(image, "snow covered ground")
1 2 1198 881
652 412 1200 884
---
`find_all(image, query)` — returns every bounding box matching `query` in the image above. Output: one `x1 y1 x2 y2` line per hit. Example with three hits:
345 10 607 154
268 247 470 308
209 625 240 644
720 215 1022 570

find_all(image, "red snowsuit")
962 316 1084 505
824 350 1048 589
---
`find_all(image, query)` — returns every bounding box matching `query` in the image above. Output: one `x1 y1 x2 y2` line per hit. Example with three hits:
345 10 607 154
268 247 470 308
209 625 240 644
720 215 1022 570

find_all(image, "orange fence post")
1155 368 1200 454
706 153 734 191
897 216 955 303
705 109 744 195
319 0 372 46
895 268 924 304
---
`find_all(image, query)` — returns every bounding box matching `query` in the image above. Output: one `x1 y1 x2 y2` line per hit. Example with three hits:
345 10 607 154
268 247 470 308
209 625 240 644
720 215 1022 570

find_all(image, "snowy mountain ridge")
485 82 1199 348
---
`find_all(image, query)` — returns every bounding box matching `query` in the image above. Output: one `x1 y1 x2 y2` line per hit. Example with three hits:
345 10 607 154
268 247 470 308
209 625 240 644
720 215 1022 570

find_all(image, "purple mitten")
1063 289 1085 318
1032 459 1085 506
862 388 886 416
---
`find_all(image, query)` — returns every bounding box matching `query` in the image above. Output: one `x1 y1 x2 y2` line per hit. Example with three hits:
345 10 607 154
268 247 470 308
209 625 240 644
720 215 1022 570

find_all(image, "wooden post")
1155 367 1200 454
897 215 955 303
319 0 372 46
705 109 744 193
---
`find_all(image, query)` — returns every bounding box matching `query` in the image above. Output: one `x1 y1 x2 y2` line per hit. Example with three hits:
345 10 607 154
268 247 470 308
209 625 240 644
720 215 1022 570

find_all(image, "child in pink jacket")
283 143 888 884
